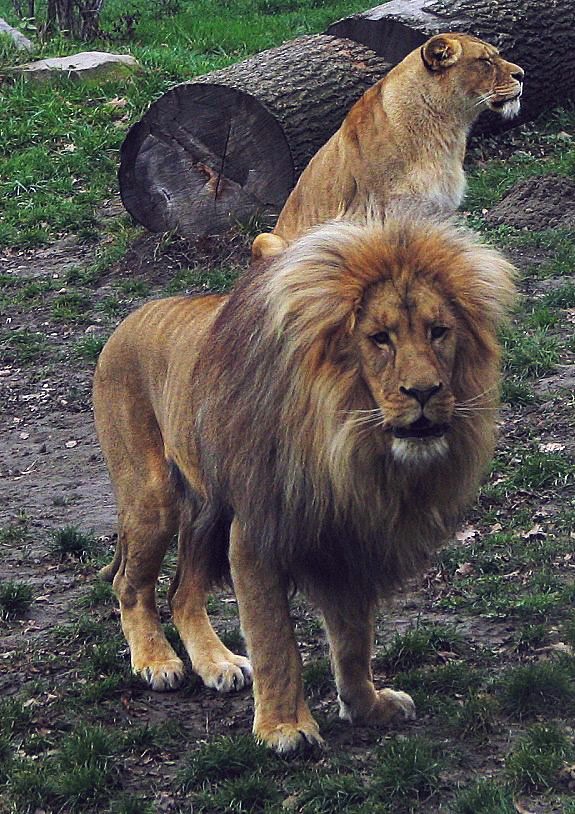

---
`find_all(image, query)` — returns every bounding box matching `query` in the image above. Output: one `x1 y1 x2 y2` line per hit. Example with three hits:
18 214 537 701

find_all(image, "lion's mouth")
490 91 522 111
392 416 450 440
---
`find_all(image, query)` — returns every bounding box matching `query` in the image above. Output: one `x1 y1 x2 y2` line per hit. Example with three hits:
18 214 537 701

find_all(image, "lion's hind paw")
369 688 416 725
340 687 416 726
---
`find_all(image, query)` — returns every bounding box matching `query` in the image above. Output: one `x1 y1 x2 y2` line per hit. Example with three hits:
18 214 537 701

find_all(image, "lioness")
252 33 523 259
94 217 515 753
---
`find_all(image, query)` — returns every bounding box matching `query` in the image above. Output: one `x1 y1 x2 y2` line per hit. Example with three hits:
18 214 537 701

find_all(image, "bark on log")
119 35 390 238
327 0 575 130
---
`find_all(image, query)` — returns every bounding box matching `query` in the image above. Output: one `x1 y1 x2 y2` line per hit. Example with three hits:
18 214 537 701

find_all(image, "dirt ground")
1 175 575 812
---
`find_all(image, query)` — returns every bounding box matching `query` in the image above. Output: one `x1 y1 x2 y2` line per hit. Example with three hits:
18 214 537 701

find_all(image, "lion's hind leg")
170 517 253 693
322 602 416 728
111 473 185 691
94 377 185 690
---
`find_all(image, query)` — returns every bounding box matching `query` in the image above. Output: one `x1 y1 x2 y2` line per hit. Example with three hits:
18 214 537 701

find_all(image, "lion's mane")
191 218 515 609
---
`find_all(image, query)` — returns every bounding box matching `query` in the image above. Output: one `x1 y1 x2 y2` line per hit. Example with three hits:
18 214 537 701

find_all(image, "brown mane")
192 218 515 607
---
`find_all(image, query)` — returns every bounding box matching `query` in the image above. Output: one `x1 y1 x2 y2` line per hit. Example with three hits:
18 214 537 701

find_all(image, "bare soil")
486 174 575 230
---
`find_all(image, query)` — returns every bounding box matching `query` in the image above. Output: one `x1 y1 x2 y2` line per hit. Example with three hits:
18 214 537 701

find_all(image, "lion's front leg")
229 520 323 755
322 602 416 727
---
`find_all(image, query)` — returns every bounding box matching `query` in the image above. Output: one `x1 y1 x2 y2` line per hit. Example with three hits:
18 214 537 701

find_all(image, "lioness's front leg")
322 603 416 726
229 520 323 754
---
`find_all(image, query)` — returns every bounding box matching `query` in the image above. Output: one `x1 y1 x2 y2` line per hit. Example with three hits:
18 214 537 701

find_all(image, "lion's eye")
371 330 391 347
430 326 449 340
479 57 493 66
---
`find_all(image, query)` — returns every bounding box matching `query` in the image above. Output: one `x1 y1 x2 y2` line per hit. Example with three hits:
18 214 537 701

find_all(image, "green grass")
73 335 107 362
0 580 33 620
506 722 573 791
49 526 98 561
501 325 560 379
452 778 515 814
295 771 370 813
451 693 497 741
0 328 49 364
179 735 274 791
377 624 464 672
373 736 443 808
51 290 93 322
9 724 121 812
498 662 575 719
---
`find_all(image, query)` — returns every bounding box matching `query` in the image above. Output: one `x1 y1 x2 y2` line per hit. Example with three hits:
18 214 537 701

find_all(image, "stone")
0 16 34 51
11 51 141 82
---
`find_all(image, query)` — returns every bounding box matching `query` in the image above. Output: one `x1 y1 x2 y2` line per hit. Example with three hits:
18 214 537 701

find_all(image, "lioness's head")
420 33 524 120
265 217 516 469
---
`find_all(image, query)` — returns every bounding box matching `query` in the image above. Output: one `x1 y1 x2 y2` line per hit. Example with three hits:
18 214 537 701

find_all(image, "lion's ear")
421 35 463 72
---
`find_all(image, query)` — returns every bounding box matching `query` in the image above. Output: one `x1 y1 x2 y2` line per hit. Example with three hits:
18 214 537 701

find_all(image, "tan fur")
93 217 515 753
252 33 523 260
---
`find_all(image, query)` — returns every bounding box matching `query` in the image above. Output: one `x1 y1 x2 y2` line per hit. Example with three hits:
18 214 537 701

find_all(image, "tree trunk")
327 0 575 130
119 34 390 238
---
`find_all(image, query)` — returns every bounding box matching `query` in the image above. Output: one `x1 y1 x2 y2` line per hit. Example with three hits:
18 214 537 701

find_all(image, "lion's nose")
511 66 524 82
400 384 442 406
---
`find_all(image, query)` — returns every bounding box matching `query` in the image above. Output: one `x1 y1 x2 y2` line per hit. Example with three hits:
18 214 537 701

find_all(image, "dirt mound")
485 174 575 230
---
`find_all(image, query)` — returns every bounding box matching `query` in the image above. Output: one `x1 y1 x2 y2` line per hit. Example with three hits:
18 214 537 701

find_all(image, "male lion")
93 217 515 753
252 32 523 260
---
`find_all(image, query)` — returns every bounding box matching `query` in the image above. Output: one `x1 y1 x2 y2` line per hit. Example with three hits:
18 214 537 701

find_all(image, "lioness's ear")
421 35 463 71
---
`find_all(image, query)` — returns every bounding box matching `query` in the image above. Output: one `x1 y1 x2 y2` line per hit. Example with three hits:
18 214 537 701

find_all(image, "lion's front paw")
254 720 324 756
196 654 253 693
340 688 416 726
135 658 185 691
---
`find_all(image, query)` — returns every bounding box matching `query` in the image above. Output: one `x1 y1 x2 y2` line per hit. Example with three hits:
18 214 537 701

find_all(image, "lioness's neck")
380 76 473 156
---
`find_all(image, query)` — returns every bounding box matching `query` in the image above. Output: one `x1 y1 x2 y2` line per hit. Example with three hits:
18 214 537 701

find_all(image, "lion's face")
356 277 458 464
422 34 524 121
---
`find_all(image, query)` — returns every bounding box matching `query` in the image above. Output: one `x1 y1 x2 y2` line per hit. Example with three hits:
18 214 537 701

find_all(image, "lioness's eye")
479 57 493 66
430 326 449 340
371 331 391 347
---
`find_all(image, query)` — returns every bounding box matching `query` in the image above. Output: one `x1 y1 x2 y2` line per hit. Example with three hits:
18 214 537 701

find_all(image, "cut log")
119 34 390 237
327 0 575 129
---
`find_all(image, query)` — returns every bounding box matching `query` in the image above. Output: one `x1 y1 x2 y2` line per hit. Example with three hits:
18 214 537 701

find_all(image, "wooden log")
119 35 390 237
327 0 575 129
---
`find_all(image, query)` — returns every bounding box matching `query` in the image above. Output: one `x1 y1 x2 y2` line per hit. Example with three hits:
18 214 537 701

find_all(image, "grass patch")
179 734 273 791
0 520 30 546
498 661 575 719
9 724 121 812
501 325 560 379
373 736 442 809
0 328 49 364
377 624 463 672
295 771 369 813
451 693 497 741
506 722 573 791
50 526 98 561
0 697 33 736
452 778 515 814
191 773 281 812
73 335 107 362
51 290 93 322
303 656 333 697
0 580 33 620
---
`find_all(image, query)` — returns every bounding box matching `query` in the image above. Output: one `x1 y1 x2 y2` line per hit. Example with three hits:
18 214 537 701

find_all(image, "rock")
0 17 34 52
11 51 141 82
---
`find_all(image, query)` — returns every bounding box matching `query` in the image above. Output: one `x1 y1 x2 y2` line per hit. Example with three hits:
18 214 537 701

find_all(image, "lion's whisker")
458 385 499 405
475 91 496 107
